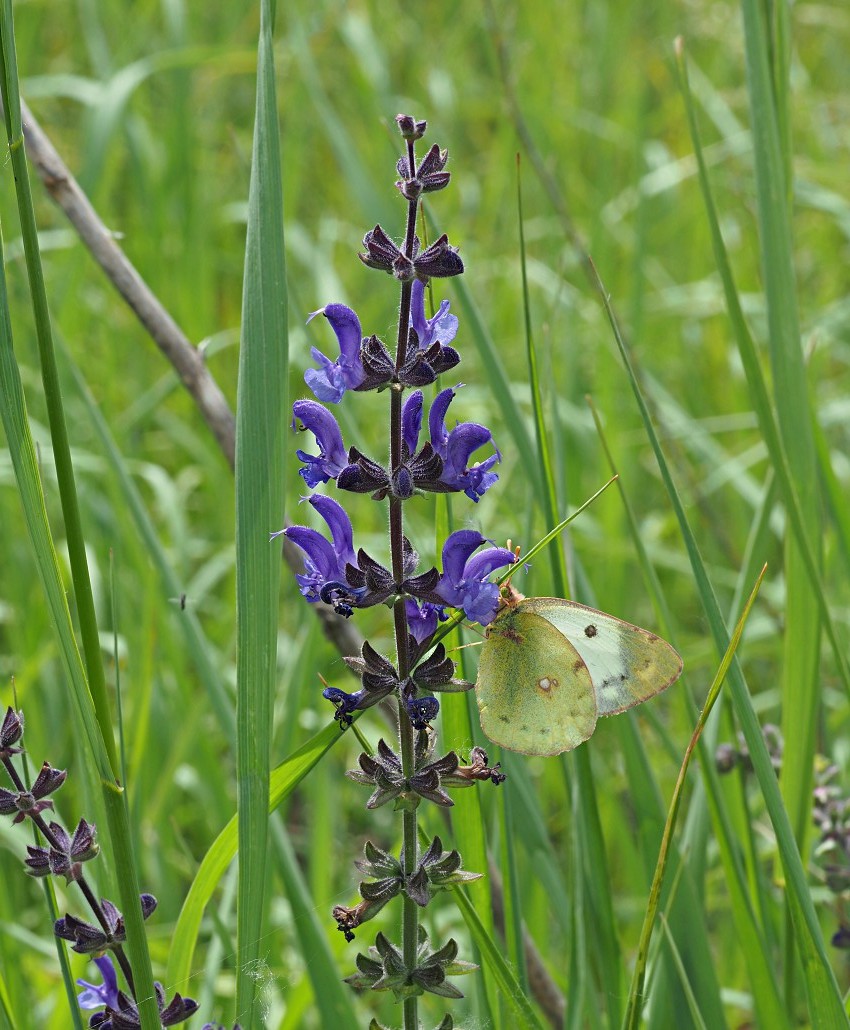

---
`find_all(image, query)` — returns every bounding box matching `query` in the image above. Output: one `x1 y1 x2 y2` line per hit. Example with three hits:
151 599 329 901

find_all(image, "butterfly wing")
475 608 598 755
521 598 682 716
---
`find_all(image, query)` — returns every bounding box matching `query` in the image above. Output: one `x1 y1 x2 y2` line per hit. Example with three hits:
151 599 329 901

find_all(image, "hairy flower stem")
290 113 492 1020
390 134 422 1030
2 755 136 991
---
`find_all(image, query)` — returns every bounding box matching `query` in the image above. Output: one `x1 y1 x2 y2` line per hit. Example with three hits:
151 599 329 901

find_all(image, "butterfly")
475 593 683 755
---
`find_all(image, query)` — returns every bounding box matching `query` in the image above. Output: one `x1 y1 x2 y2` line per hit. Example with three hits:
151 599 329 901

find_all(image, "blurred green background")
1 0 849 1026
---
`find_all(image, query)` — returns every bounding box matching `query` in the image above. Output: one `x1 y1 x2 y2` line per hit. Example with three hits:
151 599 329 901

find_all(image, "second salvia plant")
280 114 515 1029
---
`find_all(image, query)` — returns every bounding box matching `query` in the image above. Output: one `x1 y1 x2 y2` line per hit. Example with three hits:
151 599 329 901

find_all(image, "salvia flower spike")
0 705 184 1023
283 114 512 1028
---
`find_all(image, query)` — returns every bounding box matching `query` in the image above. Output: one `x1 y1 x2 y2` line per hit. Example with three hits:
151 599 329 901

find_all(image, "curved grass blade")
656 916 709 1030
624 565 769 1029
453 887 547 1030
0 15 159 1018
63 338 235 747
165 721 342 994
594 214 845 1027
590 388 784 1024
271 819 359 1026
673 43 849 697
0 0 117 773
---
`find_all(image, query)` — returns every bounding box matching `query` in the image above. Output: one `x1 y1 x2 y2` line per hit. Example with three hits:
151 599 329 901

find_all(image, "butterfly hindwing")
476 608 598 756
521 598 683 716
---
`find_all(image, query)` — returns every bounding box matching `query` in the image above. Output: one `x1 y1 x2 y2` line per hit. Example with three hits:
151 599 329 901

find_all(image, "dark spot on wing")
584 624 598 638
573 659 584 673
499 715 509 723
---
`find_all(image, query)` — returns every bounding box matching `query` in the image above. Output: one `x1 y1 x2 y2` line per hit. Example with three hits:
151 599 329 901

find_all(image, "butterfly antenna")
449 637 484 652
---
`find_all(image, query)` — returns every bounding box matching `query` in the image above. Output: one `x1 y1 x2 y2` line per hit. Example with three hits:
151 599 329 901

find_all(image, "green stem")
0 0 118 778
0 6 159 1024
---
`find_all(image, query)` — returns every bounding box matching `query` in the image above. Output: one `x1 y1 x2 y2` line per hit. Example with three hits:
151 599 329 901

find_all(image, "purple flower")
401 387 500 502
279 495 365 617
404 693 440 730
405 598 446 644
87 982 198 1028
410 280 458 350
304 304 367 403
77 955 120 1011
401 391 424 456
429 387 500 500
436 530 516 625
292 399 349 488
322 686 366 728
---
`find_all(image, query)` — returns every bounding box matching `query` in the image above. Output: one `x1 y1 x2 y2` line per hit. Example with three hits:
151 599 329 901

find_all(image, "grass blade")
0 14 160 1017
593 234 844 1024
271 819 360 1026
739 0 821 884
234 0 288 1019
166 721 342 993
624 565 768 1028
453 887 547 1030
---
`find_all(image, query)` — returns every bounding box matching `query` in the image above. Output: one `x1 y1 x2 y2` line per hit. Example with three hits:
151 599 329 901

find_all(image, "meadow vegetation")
1 0 849 1026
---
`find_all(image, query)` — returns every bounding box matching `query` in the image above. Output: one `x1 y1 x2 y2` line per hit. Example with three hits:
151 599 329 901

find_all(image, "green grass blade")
0 113 159 1030
594 243 844 1024
586 397 676 635
0 972 13 1030
496 756 528 995
270 819 360 1026
234 0 288 1019
678 39 850 1016
62 338 236 747
0 290 159 1029
624 565 768 1029
517 153 565 582
442 681 501 1025
166 721 342 993
451 274 542 501
656 917 709 1030
453 887 547 1030
812 415 850 580
740 0 821 870
674 44 850 703
0 2 118 773
589 398 728 1028
517 154 623 1026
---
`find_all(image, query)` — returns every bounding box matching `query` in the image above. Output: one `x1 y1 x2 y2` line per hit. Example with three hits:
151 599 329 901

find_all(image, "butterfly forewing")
524 598 683 715
476 608 598 755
